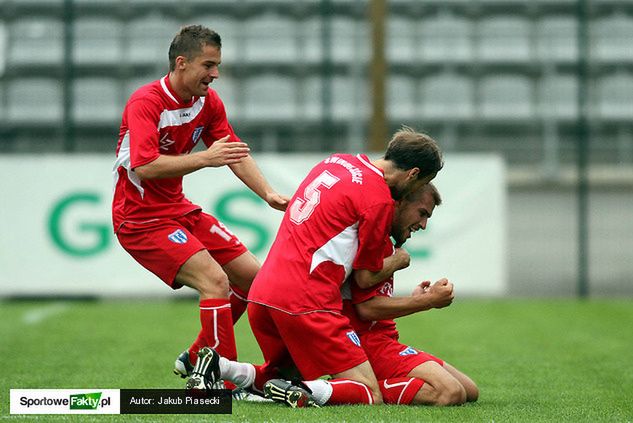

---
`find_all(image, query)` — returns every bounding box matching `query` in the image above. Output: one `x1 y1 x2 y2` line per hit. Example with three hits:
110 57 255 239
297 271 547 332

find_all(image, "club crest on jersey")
399 346 418 356
346 331 361 347
192 126 204 145
167 229 188 244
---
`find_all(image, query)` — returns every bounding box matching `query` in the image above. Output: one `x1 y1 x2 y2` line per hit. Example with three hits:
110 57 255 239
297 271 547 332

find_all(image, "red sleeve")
351 279 381 304
351 238 394 304
126 98 162 169
352 201 394 272
202 89 241 146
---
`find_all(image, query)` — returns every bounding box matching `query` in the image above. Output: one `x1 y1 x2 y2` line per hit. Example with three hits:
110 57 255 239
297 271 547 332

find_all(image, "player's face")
391 190 436 246
180 44 221 99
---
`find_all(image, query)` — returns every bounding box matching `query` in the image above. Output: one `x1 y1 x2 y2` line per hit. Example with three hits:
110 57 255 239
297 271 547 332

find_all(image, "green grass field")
2 299 632 422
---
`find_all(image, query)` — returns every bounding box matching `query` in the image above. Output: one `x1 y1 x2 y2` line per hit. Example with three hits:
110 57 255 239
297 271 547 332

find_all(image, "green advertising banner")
0 153 505 297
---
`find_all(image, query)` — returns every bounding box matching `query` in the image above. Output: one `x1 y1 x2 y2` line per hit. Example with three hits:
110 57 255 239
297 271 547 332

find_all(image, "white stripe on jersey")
158 96 206 130
160 76 179 104
356 154 383 177
112 130 144 198
310 222 359 279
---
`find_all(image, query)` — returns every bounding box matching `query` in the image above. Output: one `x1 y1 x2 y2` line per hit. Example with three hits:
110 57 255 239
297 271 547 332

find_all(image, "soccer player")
343 183 479 406
111 25 288 375
187 127 444 406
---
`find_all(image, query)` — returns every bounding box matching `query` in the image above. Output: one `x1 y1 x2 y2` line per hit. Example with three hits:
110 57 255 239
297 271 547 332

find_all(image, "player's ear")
175 55 188 70
406 167 420 181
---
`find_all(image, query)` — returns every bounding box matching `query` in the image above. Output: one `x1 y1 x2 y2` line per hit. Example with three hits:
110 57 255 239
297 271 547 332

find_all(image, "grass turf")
1 299 632 422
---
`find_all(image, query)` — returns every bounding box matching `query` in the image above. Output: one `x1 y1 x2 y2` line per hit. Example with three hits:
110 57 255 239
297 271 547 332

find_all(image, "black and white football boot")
185 347 222 390
263 379 320 408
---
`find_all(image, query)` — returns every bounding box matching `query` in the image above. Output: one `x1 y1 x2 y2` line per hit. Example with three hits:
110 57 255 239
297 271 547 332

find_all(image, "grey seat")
480 75 534 120
7 78 63 124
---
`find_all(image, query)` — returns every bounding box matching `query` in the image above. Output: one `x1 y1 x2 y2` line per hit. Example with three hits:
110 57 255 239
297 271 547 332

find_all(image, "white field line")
22 302 70 325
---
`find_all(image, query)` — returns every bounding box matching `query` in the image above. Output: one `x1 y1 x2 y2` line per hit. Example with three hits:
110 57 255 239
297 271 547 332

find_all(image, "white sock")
218 357 255 389
302 380 333 406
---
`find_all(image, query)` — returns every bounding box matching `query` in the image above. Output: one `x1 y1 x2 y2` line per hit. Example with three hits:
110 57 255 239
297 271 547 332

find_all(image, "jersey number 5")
289 170 340 224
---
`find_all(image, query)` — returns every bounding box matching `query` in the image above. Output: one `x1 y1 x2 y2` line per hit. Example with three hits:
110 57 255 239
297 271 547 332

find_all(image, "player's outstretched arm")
354 248 410 289
229 155 289 211
134 135 250 179
355 278 454 321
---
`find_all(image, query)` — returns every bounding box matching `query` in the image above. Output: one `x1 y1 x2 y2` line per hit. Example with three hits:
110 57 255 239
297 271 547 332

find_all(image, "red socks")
188 298 237 365
229 285 249 324
327 378 375 404
379 377 425 405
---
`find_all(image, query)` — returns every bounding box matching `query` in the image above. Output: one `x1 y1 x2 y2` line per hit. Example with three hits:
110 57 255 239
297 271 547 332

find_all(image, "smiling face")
174 44 221 100
391 188 437 247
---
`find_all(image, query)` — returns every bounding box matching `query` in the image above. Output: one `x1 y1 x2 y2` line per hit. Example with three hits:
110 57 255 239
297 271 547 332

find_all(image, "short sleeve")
126 99 162 169
352 201 394 272
351 279 384 304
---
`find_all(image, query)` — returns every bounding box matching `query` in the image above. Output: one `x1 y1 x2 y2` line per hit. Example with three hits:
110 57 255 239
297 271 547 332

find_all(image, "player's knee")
466 384 479 402
195 269 230 298
436 382 466 406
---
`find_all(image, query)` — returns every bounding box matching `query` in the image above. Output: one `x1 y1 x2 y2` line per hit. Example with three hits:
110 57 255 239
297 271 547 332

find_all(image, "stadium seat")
242 74 297 122
421 73 474 120
330 16 370 64
387 16 417 65
538 74 578 120
480 75 534 120
126 13 181 66
73 17 123 66
331 75 369 121
300 76 323 122
419 12 473 63
388 76 418 121
7 78 63 124
210 75 240 121
8 18 63 66
596 72 633 121
478 15 532 64
243 12 298 65
72 78 122 124
296 16 324 65
0 21 6 75
535 16 578 64
592 14 633 64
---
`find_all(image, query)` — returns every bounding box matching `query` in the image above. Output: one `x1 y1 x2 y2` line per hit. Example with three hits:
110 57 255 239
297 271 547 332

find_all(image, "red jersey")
112 75 240 231
248 154 394 314
342 240 398 337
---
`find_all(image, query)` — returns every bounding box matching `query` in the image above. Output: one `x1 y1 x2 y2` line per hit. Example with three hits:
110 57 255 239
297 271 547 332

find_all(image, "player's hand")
425 278 454 309
201 135 250 167
393 248 411 271
266 192 290 211
411 280 431 296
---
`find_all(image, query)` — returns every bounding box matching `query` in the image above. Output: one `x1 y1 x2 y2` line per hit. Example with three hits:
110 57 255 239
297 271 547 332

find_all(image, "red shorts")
360 331 443 379
248 302 368 381
116 210 247 288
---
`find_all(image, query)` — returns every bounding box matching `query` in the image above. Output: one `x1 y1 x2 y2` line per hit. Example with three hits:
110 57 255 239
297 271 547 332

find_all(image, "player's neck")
168 72 193 103
371 159 390 176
